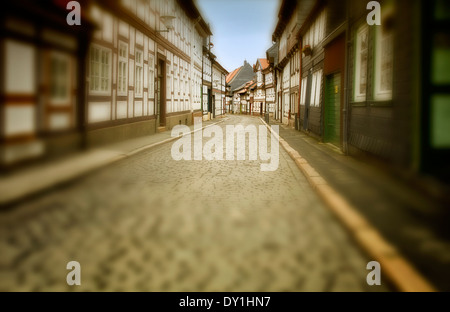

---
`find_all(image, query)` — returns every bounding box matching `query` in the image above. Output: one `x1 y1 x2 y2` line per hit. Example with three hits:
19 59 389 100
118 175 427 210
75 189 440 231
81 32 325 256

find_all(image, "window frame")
148 54 155 99
353 24 369 103
135 49 143 98
118 41 128 96
50 51 71 105
373 25 394 101
89 44 112 95
309 70 323 107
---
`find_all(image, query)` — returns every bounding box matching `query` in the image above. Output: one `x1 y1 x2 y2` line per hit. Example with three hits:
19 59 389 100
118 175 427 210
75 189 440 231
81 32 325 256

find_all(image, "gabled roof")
235 79 254 92
229 61 255 91
226 67 242 84
226 67 241 83
258 58 270 71
213 60 229 75
176 0 212 37
266 43 279 66
236 80 257 94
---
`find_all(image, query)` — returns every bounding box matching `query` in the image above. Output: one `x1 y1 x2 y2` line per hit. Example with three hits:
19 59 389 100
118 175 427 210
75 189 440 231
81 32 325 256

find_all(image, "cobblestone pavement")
0 115 390 292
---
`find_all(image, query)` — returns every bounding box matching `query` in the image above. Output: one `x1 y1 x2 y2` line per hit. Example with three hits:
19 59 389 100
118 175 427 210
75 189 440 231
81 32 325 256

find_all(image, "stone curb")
260 117 437 292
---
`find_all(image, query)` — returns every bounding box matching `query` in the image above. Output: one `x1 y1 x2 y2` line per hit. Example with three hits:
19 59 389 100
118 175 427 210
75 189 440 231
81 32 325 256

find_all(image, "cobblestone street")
0 115 390 292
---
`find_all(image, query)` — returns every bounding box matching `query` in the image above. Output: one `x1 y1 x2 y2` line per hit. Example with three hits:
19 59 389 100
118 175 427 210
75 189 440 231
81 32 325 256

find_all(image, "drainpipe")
343 0 350 154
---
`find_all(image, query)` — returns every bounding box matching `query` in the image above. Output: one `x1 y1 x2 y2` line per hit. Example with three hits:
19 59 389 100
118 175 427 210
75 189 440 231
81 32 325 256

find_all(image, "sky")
195 0 280 73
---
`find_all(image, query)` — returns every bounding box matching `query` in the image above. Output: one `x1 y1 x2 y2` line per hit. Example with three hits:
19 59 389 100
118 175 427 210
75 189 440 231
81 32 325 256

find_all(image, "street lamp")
156 15 175 32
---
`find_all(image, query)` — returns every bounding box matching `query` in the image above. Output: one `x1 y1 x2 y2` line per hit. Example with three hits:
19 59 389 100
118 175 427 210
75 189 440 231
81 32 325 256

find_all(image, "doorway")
303 73 312 131
324 73 341 146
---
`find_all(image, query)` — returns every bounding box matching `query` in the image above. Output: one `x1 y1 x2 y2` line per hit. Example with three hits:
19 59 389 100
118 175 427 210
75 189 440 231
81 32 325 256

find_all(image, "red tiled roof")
226 67 242 84
259 58 269 70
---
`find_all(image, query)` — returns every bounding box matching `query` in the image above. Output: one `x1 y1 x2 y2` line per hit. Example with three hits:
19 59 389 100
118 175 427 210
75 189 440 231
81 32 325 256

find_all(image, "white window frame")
310 70 323 107
300 77 307 106
89 45 112 95
135 49 143 98
374 25 393 101
354 25 369 102
148 55 154 99
50 52 71 105
118 41 128 96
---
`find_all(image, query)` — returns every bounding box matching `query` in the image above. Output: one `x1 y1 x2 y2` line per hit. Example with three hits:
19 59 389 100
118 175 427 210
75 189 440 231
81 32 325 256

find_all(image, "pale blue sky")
195 0 280 73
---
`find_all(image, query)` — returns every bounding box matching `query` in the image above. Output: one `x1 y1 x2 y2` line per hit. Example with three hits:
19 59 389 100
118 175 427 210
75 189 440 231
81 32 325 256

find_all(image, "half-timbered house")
0 0 95 167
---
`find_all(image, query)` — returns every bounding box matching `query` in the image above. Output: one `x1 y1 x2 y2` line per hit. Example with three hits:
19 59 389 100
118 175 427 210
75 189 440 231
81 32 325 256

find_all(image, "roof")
229 61 255 91
235 79 254 92
258 58 270 71
272 0 298 40
266 43 279 66
176 0 212 36
272 0 317 41
213 60 229 75
226 67 242 84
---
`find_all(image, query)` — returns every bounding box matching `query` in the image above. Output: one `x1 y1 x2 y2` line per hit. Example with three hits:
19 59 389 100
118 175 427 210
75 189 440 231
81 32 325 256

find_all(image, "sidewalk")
0 118 225 208
267 118 450 292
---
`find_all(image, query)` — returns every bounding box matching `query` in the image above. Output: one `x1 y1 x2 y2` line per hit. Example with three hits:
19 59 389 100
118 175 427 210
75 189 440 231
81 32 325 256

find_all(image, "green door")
324 73 341 146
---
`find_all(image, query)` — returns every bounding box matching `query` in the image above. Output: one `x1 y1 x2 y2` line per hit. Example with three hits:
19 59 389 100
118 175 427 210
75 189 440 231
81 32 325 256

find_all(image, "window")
290 93 296 113
118 42 128 96
174 76 178 96
148 55 154 99
300 77 307 106
135 50 143 97
180 77 183 95
374 24 393 101
167 64 171 96
310 70 323 107
90 45 111 93
302 9 326 49
50 53 70 104
354 25 369 102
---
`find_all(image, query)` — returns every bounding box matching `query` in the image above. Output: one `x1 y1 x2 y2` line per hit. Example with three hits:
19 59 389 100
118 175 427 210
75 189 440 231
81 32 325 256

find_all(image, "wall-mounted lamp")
157 15 175 32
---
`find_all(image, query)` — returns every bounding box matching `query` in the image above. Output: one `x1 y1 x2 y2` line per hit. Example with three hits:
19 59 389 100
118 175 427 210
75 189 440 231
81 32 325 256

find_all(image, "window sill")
350 100 393 107
369 100 393 107
89 90 111 97
350 101 367 107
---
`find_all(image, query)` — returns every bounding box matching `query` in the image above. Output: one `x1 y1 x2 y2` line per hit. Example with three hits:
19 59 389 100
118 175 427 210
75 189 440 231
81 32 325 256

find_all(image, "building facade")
0 0 223 168
226 60 255 115
0 0 95 167
253 59 269 116
265 44 278 117
212 60 228 117
86 0 213 146
270 0 450 183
